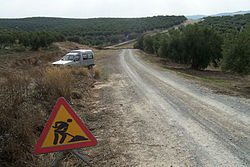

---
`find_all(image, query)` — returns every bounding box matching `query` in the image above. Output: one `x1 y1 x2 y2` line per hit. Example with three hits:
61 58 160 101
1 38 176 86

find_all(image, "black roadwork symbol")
52 119 88 145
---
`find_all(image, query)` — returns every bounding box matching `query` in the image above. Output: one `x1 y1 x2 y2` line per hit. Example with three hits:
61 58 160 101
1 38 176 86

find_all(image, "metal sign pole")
72 150 94 167
50 152 64 167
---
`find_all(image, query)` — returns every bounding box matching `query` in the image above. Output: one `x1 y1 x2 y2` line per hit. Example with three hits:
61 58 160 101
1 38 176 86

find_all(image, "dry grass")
37 67 75 100
1 74 30 106
94 67 101 79
0 73 45 167
0 67 77 166
71 66 90 77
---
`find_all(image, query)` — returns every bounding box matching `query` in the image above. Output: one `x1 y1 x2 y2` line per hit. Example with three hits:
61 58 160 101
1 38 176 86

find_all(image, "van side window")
74 55 80 61
82 54 87 59
88 53 93 59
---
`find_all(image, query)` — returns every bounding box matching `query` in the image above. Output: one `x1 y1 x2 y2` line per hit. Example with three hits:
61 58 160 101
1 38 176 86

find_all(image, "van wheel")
88 65 93 70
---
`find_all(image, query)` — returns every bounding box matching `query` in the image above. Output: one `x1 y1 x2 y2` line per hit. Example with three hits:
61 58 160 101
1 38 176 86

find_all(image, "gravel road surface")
101 49 250 167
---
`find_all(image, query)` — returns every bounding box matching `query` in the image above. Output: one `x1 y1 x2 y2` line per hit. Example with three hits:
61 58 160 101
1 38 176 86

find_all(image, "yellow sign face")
41 105 90 148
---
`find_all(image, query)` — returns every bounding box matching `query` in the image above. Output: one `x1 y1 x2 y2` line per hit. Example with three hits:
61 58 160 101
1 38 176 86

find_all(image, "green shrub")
221 27 250 75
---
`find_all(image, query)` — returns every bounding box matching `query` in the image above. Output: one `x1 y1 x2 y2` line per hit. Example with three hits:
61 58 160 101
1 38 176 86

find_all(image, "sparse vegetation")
0 16 187 46
0 55 98 166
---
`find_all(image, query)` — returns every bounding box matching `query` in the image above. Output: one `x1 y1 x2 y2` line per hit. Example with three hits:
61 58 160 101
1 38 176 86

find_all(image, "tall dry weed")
71 67 90 77
1 74 30 107
94 67 101 79
0 73 43 166
38 67 74 100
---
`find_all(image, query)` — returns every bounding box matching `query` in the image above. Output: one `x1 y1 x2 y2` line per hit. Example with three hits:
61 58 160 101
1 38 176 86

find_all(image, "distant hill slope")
186 15 206 19
187 10 250 19
199 13 250 34
212 10 250 17
0 16 186 46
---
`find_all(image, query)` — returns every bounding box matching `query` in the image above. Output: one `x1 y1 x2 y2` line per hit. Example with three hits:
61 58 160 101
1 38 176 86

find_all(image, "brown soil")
136 50 250 99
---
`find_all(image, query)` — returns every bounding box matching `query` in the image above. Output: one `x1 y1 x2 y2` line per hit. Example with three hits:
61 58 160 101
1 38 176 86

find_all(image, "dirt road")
99 49 250 166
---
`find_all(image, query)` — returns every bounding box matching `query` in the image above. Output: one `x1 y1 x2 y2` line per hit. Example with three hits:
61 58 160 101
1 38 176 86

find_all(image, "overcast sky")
0 0 249 18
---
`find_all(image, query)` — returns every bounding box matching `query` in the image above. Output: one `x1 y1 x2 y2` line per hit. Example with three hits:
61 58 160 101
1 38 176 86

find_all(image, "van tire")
88 65 93 70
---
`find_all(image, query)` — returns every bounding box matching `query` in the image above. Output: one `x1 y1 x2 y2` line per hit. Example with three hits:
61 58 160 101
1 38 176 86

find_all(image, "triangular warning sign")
35 97 97 154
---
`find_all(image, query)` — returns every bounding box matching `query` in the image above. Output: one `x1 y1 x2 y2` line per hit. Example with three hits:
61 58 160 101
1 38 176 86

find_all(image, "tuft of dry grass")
1 74 30 106
71 66 90 77
40 67 75 100
94 67 101 79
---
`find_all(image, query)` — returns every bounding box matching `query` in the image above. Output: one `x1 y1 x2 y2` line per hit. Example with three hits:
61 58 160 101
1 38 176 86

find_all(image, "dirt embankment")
136 50 250 99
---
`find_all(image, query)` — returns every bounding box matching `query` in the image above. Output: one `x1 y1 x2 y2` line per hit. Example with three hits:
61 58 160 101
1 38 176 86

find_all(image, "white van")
52 50 95 69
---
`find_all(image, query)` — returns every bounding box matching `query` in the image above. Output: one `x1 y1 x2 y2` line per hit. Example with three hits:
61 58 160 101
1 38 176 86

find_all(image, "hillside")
212 10 250 17
199 13 250 34
0 16 186 46
186 10 250 19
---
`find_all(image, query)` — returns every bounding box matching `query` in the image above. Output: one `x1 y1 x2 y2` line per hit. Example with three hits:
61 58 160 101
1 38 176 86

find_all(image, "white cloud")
0 0 249 18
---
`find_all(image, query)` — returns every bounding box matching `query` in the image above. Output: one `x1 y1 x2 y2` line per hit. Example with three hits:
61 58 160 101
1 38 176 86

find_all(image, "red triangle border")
35 97 97 154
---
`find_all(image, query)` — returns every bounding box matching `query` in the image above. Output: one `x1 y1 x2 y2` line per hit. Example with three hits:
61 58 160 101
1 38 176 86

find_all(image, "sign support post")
50 152 63 167
50 151 94 167
72 150 94 167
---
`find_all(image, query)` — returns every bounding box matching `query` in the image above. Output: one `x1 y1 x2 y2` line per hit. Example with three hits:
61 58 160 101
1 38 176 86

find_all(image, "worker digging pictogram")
53 119 88 145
